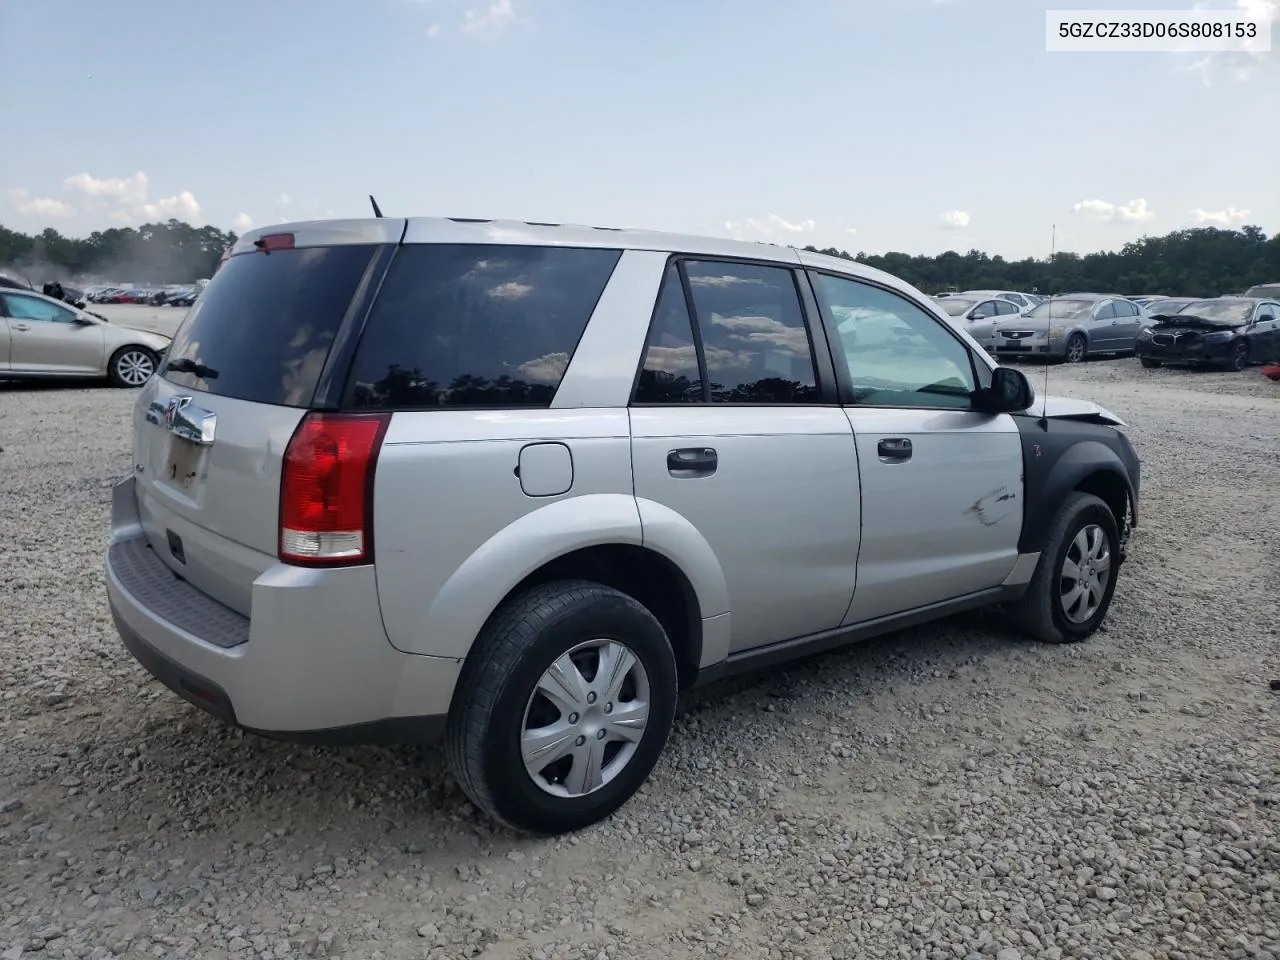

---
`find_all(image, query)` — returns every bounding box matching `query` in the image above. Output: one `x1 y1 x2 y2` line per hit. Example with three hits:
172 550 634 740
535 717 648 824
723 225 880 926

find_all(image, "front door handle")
667 447 717 478
877 438 912 462
12 324 30 332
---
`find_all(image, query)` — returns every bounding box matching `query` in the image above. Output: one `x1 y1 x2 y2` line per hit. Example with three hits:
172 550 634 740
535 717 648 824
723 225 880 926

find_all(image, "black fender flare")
1018 436 1137 556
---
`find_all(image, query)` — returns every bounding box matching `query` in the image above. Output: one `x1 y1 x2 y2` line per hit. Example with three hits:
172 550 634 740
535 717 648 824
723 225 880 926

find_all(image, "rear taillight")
255 233 295 252
279 412 391 567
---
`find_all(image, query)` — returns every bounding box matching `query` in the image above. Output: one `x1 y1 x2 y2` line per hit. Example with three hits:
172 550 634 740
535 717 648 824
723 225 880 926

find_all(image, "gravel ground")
2 335 1278 960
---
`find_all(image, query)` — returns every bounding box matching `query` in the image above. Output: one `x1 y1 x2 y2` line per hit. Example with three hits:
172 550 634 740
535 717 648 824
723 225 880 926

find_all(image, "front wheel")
1064 334 1087 364
108 346 158 387
1139 356 1161 369
446 580 678 835
1007 492 1121 644
1227 340 1249 372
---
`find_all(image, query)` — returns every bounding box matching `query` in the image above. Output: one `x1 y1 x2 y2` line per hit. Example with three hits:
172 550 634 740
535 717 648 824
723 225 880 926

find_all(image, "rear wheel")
446 580 678 835
108 346 157 387
1139 356 1161 369
1227 340 1249 372
1064 333 1087 364
1007 492 1121 644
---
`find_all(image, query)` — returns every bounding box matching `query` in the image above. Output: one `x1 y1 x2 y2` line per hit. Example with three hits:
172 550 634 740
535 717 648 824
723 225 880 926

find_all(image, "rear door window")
345 244 621 409
163 244 378 407
680 259 819 403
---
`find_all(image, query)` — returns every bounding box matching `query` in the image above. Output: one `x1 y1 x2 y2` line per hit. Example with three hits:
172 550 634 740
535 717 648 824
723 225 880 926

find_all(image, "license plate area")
999 343 1030 351
161 435 207 493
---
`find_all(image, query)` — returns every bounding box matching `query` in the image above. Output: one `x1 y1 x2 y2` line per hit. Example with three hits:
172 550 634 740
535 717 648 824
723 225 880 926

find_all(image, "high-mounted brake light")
279 412 391 566
255 233 295 252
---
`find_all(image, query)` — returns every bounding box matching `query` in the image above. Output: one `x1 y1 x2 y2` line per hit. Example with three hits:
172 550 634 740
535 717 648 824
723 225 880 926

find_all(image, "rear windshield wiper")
165 357 219 379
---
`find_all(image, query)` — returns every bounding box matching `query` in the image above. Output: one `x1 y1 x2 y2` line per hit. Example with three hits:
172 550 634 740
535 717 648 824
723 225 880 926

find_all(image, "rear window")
163 244 377 407
345 244 621 410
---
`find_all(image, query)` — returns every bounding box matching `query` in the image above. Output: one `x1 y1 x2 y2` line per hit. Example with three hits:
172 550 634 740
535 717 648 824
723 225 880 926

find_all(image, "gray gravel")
2 326 1279 959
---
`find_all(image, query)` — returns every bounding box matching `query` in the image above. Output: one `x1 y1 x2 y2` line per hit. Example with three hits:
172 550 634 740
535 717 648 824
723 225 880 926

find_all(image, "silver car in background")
934 294 1023 350
0 288 171 386
993 293 1149 363
957 289 1039 312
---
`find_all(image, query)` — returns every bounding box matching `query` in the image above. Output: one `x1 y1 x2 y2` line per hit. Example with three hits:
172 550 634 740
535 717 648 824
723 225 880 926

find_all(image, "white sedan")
933 295 1023 350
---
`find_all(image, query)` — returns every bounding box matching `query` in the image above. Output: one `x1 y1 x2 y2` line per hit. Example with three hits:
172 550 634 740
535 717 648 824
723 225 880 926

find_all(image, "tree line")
806 225 1279 297
0 219 237 286
1 218 1277 296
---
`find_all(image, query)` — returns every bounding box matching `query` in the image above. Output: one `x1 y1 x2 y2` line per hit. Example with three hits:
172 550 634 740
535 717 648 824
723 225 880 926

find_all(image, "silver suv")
105 217 1141 834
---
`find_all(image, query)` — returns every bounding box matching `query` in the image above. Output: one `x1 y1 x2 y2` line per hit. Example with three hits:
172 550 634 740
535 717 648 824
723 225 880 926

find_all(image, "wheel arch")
1017 434 1137 556
412 494 729 687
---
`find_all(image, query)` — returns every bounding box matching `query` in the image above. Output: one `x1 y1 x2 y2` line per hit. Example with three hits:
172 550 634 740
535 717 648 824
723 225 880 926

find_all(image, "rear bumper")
105 477 461 744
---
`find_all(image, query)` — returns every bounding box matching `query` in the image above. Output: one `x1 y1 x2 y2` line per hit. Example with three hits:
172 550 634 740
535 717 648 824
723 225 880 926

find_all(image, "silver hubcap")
521 639 650 798
1067 338 1085 362
117 350 155 385
1060 523 1111 624
1234 345 1247 370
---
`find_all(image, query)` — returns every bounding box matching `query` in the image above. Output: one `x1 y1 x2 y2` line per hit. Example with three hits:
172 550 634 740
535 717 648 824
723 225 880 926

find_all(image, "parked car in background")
1128 295 1168 309
934 294 1023 349
103 216 1142 835
166 288 200 307
1244 281 1280 300
0 288 171 386
993 294 1148 363
1135 297 1280 371
955 289 1038 312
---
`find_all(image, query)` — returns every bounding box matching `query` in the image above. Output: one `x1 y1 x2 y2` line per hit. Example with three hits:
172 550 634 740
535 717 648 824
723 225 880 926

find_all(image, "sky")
1 0 1276 259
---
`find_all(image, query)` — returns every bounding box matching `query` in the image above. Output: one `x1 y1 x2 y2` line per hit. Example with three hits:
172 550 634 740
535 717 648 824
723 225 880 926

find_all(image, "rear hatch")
130 219 404 615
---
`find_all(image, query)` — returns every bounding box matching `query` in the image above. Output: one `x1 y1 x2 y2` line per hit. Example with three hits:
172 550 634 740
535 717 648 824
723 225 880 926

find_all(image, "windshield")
936 297 977 316
1172 300 1254 325
1147 299 1193 316
1026 299 1094 320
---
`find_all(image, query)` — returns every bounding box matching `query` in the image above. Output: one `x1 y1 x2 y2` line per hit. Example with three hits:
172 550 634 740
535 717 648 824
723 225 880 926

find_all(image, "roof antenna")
1038 224 1056 430
369 194 384 218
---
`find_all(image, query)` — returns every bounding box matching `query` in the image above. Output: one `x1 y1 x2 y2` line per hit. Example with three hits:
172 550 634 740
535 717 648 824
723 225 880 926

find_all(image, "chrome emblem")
146 395 216 446
164 396 190 429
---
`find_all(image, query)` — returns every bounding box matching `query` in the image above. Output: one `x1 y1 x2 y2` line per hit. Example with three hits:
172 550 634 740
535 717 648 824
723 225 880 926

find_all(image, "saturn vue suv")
105 217 1141 834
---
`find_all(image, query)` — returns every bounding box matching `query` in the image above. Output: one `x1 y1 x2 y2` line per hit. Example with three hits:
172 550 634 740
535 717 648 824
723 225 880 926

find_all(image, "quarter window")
811 272 977 410
346 244 621 410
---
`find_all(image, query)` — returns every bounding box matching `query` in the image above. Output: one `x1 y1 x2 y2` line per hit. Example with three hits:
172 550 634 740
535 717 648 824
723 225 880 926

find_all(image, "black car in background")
1136 297 1280 371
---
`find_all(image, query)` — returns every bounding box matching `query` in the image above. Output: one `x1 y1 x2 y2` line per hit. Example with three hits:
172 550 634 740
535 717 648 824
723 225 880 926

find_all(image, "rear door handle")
667 447 717 477
877 438 912 462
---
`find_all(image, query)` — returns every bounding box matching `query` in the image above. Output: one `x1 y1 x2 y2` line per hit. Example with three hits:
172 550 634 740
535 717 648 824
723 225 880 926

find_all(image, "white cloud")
426 22 443 38
63 170 149 203
1179 0 1276 84
845 227 858 235
233 212 255 233
6 188 75 219
723 213 816 241
1072 198 1155 223
1192 206 1250 226
461 0 516 34
63 170 201 223
276 193 291 206
939 210 970 229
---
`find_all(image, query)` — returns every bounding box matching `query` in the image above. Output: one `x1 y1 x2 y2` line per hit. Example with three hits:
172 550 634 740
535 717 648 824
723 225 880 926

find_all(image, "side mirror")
976 366 1034 414
970 312 987 321
73 315 95 325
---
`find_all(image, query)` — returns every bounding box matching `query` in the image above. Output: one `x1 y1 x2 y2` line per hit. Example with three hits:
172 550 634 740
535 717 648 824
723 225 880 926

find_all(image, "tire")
446 580 679 835
1227 340 1249 372
108 346 158 388
1139 357 1161 369
1007 492 1121 644
1064 333 1087 364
